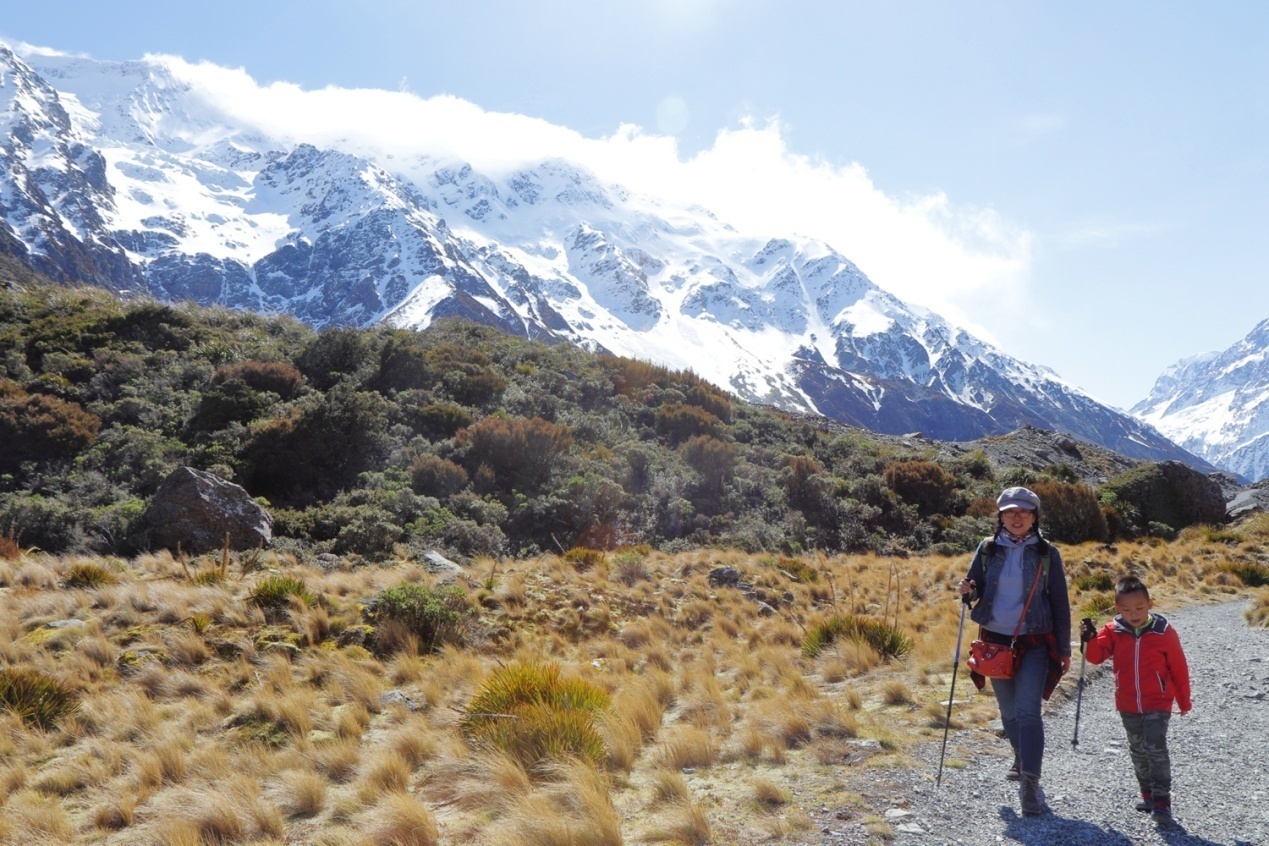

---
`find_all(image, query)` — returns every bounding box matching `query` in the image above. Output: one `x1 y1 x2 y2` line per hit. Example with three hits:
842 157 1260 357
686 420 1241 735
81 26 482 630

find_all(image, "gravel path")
887 599 1269 846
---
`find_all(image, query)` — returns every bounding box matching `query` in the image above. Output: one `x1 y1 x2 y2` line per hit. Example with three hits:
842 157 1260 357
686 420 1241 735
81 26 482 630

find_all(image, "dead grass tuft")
363 792 439 846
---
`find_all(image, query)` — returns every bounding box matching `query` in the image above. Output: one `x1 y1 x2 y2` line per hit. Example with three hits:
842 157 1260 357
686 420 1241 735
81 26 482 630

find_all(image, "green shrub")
0 667 80 730
296 327 379 390
64 561 117 589
953 450 995 481
369 583 469 653
461 662 610 772
244 384 391 505
249 575 317 610
1222 562 1269 588
802 615 912 661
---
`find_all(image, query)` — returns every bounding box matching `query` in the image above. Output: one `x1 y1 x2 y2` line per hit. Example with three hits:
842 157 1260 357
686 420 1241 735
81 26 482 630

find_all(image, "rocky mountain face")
0 42 1211 469
1134 318 1269 481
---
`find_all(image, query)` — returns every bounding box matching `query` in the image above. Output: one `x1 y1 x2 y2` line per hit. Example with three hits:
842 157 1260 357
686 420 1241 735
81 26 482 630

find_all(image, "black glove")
1079 618 1096 644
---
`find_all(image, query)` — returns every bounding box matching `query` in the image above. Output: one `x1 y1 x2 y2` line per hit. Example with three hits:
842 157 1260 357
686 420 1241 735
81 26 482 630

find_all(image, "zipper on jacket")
1133 637 1143 712
1156 671 1165 695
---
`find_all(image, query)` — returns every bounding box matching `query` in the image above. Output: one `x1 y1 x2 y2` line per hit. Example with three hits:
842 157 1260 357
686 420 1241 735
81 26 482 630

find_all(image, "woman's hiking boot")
1005 752 1021 781
1134 792 1154 812
1019 774 1044 816
1151 795 1173 820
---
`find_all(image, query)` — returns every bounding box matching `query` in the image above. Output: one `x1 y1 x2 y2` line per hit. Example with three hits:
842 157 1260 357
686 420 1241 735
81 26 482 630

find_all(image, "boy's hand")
1078 618 1096 644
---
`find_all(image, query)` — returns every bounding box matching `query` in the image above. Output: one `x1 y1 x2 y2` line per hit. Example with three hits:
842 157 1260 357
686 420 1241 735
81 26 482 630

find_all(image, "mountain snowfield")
1133 318 1269 481
0 41 1212 469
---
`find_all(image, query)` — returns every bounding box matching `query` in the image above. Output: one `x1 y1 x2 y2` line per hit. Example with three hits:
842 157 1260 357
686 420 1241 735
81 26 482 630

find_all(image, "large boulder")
1102 460 1227 531
143 466 272 554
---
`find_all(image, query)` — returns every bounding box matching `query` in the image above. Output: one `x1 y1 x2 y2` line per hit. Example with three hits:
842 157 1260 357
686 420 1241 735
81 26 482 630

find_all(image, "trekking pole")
1071 638 1088 748
936 594 971 787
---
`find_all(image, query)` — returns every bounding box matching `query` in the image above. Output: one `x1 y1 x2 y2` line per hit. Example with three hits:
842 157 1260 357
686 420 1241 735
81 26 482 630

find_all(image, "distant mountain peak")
1134 320 1269 481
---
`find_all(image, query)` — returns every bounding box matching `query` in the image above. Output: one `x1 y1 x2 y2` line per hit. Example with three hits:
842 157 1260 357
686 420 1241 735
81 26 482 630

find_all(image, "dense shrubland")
0 279 1234 563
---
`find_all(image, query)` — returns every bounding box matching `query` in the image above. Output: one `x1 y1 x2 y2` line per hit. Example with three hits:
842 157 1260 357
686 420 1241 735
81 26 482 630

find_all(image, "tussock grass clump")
248 574 316 610
462 662 611 771
1222 561 1269 588
1079 592 1115 620
64 560 117 589
190 569 225 587
1247 588 1269 627
770 555 820 583
369 583 469 653
1072 572 1115 592
563 547 607 572
0 667 80 730
364 792 438 846
752 777 791 808
802 615 912 661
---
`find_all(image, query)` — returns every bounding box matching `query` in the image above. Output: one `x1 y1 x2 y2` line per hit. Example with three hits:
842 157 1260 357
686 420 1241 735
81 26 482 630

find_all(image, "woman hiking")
958 486 1072 816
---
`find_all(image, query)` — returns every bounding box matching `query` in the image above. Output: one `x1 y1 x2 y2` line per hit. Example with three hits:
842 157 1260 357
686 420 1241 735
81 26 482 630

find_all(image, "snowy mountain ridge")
0 41 1209 468
1134 319 1269 481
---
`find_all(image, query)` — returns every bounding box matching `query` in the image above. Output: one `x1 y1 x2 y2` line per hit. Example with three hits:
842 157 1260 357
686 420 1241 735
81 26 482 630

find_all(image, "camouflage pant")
1120 711 1172 799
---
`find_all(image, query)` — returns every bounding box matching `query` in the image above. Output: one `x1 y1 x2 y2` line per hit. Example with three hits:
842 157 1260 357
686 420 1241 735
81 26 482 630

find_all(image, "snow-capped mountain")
1134 319 1269 481
0 42 1208 467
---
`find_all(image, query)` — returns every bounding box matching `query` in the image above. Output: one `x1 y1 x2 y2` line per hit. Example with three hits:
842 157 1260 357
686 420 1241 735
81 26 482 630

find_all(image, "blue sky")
4 1 1268 410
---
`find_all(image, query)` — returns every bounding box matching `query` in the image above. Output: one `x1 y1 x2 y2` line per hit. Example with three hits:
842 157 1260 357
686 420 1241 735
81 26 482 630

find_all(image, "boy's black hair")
1114 575 1150 600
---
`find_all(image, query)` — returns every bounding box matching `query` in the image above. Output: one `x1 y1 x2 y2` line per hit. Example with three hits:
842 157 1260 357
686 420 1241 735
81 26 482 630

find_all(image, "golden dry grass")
0 529 1262 844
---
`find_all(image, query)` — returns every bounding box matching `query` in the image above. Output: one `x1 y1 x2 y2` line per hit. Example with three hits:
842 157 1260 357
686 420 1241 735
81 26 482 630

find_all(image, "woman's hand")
958 579 975 599
1059 656 1071 674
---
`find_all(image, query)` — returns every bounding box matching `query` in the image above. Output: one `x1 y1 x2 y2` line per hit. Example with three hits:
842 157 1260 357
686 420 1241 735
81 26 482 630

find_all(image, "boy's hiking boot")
1019 774 1044 816
1006 753 1021 781
1151 796 1173 821
1134 792 1153 812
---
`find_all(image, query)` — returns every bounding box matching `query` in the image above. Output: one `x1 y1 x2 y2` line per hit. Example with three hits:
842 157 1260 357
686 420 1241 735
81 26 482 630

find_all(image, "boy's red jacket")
1084 613 1191 713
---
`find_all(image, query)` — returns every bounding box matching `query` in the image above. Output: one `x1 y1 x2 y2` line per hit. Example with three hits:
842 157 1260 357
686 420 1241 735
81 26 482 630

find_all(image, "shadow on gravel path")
998 807 1134 845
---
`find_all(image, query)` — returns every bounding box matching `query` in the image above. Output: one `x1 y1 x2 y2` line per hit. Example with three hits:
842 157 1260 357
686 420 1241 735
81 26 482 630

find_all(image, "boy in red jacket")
1079 576 1191 820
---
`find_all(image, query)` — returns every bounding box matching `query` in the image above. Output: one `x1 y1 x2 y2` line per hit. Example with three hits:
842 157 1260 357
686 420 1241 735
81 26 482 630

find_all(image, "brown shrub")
456 415 574 493
884 460 956 517
0 380 100 472
212 360 305 399
1031 481 1108 543
409 454 469 497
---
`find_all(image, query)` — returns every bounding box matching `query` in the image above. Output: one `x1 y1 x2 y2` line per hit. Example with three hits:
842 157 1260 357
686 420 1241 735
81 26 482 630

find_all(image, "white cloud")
156 55 1032 336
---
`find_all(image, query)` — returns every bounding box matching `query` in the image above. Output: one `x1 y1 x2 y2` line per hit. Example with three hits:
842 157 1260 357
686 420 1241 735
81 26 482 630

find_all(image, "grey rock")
708 566 742 587
379 689 420 710
142 466 272 554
